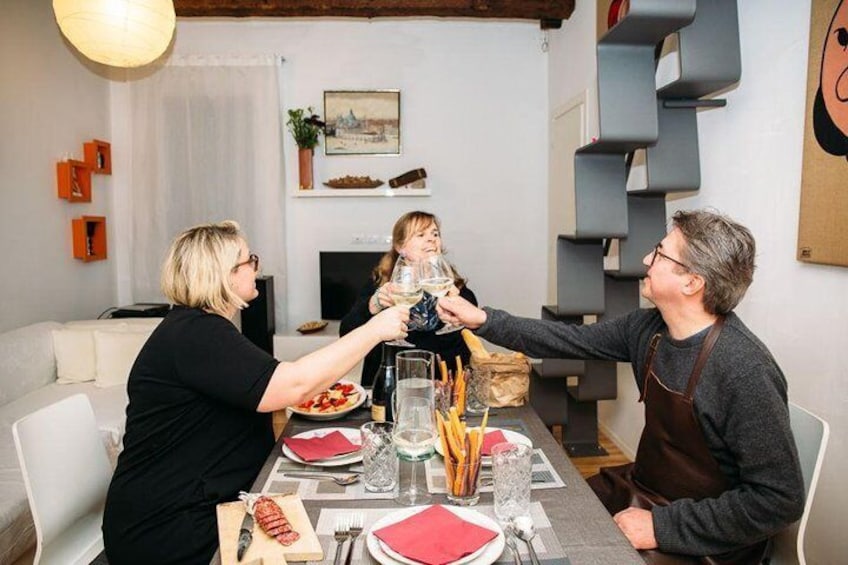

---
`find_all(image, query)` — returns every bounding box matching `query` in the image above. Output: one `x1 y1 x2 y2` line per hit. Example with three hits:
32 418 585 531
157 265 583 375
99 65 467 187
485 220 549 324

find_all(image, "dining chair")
12 394 113 565
766 402 830 565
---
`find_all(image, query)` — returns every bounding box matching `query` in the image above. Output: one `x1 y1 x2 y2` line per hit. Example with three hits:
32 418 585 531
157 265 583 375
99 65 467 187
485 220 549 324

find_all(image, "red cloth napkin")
283 431 360 462
374 505 498 565
481 430 508 456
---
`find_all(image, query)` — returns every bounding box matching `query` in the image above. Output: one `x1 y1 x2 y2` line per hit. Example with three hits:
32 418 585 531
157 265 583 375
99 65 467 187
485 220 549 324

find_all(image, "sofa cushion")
0 322 63 408
52 328 97 383
65 318 163 330
93 329 153 388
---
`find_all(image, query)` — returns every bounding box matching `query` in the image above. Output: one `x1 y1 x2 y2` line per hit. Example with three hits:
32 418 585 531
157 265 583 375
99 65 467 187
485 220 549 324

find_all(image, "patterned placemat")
260 456 394 500
309 502 571 565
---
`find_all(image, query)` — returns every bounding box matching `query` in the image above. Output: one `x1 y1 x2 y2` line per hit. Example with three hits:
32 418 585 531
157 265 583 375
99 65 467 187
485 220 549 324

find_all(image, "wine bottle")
371 343 397 423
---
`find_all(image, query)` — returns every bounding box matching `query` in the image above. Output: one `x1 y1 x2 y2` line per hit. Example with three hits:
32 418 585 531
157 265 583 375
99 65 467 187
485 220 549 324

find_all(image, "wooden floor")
274 412 631 480
551 425 632 479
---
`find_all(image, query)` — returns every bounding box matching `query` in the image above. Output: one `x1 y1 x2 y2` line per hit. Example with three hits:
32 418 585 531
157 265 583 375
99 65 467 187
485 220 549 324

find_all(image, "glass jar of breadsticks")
436 407 489 506
435 355 471 417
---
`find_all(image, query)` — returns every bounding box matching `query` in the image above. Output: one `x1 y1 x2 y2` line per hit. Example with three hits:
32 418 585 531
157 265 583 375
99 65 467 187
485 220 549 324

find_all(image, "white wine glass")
386 256 422 347
419 254 464 335
393 395 437 505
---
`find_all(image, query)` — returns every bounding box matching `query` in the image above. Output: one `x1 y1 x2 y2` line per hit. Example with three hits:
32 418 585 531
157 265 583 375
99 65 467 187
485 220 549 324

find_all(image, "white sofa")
0 318 161 565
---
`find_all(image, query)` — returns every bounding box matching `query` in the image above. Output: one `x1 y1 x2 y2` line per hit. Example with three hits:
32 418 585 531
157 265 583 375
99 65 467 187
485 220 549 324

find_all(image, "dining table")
213 402 644 565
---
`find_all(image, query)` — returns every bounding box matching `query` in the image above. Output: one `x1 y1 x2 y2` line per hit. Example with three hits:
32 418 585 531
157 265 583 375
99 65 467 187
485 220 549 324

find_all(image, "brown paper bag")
471 352 530 407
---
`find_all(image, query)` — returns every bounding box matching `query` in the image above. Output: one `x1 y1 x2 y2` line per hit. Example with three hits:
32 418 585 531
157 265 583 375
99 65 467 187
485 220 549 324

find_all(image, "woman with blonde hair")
340 211 477 385
103 220 407 565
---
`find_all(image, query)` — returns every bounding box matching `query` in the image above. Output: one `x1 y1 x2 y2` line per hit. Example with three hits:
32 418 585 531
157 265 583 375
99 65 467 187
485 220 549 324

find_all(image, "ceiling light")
53 0 176 68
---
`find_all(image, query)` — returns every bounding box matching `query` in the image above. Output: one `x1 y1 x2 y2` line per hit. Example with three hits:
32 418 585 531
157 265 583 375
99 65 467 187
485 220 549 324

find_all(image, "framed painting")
323 90 400 155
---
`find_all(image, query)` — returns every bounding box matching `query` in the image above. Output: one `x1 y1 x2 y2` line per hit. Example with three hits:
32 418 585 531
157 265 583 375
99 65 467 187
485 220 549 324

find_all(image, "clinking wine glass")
386 256 422 347
393 395 437 506
419 254 464 335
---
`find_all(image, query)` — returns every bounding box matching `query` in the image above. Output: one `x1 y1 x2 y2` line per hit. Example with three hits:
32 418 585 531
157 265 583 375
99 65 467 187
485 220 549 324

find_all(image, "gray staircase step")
657 0 741 100
600 0 696 46
553 238 606 315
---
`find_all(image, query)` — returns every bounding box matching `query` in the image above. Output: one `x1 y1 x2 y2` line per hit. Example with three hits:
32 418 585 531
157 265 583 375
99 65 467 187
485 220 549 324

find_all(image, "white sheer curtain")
127 54 287 324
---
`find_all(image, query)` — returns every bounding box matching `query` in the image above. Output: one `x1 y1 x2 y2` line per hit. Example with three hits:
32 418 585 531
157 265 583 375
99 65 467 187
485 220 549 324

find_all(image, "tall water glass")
393 350 435 417
492 443 533 526
360 421 398 493
394 396 437 505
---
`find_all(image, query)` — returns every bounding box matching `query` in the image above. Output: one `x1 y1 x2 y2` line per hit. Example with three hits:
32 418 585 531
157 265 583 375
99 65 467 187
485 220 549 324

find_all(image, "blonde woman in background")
340 210 477 385
103 221 408 565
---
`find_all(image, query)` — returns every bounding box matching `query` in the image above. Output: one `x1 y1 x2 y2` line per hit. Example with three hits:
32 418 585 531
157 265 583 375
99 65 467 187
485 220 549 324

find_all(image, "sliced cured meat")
241 493 300 547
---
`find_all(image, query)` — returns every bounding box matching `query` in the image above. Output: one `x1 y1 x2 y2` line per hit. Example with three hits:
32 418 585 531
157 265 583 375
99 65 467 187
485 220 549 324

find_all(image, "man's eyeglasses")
650 244 690 271
233 253 260 272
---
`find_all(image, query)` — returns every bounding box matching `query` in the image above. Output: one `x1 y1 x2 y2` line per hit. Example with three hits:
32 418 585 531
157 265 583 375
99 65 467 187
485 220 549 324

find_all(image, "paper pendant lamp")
53 0 176 68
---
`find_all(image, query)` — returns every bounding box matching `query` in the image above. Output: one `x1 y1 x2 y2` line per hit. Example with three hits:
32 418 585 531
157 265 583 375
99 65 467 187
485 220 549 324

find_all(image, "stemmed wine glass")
419 254 464 334
393 395 437 506
386 256 422 347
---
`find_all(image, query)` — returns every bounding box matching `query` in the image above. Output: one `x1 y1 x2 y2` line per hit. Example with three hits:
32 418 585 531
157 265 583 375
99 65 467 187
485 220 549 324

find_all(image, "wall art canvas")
323 90 400 155
798 0 848 267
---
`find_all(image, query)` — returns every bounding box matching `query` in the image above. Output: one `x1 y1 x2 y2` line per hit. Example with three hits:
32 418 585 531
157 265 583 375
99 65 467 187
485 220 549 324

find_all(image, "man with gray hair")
437 210 804 564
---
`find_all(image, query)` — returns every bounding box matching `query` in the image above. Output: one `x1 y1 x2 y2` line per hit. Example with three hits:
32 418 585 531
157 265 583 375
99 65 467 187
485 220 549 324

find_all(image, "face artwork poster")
798 0 848 267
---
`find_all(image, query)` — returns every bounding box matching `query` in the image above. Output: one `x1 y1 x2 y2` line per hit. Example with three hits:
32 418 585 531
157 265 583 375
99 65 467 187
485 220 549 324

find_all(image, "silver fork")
333 517 350 565
343 513 364 565
504 523 524 565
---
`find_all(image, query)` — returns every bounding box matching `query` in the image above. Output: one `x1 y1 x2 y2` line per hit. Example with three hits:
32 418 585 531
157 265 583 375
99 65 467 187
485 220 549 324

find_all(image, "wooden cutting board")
216 493 323 564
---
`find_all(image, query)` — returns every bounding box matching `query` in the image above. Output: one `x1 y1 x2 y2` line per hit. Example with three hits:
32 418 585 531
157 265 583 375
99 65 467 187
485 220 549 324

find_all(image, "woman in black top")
103 221 408 565
340 211 477 386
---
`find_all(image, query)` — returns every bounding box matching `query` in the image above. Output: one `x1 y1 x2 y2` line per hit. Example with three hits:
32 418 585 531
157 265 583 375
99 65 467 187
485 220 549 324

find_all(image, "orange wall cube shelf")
84 139 112 174
72 216 107 261
57 160 92 202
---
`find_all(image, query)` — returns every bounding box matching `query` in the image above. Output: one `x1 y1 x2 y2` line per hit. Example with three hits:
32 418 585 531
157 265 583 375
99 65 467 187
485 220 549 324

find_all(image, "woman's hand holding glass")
368 306 410 343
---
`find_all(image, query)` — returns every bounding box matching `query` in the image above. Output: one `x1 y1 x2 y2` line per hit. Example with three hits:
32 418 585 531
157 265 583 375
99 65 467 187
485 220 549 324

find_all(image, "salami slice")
277 530 301 546
239 492 300 548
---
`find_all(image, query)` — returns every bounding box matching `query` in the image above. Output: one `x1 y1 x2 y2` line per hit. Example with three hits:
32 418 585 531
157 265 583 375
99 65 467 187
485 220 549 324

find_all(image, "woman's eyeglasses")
233 253 260 272
650 244 690 271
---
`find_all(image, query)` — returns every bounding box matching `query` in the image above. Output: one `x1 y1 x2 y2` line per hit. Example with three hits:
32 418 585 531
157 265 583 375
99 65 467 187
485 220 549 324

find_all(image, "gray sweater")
478 307 805 556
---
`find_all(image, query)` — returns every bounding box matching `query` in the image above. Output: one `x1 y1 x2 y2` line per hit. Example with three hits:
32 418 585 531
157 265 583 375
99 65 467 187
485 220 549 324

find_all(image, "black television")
320 251 385 320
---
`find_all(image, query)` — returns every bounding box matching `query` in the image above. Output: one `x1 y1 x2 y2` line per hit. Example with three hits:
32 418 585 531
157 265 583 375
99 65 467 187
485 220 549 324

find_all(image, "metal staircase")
532 0 741 456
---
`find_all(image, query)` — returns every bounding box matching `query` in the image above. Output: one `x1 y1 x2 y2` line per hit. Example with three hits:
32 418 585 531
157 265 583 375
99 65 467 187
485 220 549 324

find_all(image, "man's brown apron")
586 317 769 564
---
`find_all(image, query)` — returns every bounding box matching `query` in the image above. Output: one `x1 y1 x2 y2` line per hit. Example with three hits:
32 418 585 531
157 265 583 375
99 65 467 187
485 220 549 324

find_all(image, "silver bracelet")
371 292 385 313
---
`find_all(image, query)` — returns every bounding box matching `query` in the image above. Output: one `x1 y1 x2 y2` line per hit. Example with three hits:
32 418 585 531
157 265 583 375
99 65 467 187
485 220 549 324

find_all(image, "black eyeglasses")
650 244 690 271
233 253 260 272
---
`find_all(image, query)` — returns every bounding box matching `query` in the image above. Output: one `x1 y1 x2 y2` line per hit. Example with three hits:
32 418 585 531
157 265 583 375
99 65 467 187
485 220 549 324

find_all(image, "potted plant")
286 107 325 190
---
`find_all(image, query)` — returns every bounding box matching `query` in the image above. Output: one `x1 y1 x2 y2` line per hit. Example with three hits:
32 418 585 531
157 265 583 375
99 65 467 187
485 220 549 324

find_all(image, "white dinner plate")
287 380 366 421
434 427 532 466
281 427 363 467
366 505 505 565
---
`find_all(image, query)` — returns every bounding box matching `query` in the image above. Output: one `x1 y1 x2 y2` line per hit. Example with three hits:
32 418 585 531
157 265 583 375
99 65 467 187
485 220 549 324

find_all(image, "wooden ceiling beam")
173 1 575 27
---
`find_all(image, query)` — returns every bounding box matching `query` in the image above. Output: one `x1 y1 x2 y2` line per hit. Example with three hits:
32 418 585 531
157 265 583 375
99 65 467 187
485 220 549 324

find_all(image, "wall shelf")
56 160 92 203
292 187 431 198
84 139 112 175
71 216 107 262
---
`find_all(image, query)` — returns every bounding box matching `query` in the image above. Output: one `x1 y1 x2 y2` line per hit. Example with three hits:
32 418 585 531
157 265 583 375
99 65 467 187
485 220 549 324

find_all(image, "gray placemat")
309 502 570 565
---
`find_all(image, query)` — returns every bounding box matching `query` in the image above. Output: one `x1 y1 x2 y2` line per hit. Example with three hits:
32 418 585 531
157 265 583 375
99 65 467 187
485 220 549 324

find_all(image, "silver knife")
236 510 254 561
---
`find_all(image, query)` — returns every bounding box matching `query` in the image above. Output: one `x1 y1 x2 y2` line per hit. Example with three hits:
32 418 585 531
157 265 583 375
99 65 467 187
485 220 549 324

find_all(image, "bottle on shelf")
371 343 397 423
85 222 97 256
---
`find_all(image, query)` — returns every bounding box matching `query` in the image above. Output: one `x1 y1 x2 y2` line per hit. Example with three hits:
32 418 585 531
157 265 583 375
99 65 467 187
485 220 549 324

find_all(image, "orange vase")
298 147 314 190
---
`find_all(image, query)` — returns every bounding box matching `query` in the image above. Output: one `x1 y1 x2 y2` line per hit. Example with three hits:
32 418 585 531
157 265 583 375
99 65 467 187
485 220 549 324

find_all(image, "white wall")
153 19 550 329
0 0 116 333
551 1 847 562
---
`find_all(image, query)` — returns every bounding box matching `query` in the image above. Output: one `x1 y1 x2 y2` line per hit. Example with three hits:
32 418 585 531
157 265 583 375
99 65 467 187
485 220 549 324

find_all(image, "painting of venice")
324 90 400 155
